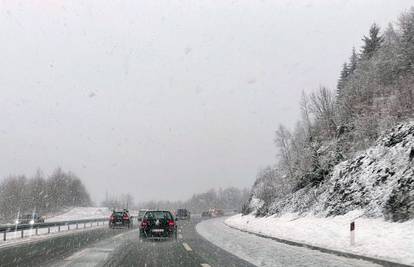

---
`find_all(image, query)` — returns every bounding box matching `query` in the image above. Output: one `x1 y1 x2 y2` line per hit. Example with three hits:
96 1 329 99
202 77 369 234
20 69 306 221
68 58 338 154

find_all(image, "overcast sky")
0 0 412 203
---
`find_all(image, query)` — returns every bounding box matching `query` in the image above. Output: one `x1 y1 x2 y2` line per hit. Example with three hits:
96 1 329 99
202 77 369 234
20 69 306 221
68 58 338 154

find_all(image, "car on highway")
109 209 131 228
137 209 148 221
201 211 211 218
139 210 177 240
15 213 44 225
175 208 191 220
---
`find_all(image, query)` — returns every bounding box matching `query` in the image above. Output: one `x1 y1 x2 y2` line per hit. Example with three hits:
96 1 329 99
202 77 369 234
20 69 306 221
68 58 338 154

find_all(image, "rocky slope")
249 121 414 221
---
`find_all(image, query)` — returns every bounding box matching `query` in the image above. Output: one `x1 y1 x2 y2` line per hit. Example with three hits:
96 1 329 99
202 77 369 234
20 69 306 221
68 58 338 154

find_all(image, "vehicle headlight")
15 220 19 224
29 220 35 225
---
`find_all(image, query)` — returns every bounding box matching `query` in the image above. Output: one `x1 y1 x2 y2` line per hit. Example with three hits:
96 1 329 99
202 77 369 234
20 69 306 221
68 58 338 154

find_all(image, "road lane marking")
182 242 192 251
201 264 211 267
178 233 183 239
64 248 89 261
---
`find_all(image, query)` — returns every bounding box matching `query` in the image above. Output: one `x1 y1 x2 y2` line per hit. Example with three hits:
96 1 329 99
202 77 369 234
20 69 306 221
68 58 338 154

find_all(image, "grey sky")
0 0 412 202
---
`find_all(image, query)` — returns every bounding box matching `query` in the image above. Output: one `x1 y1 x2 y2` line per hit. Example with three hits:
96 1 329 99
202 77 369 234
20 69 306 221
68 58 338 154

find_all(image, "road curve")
0 217 383 267
48 218 253 267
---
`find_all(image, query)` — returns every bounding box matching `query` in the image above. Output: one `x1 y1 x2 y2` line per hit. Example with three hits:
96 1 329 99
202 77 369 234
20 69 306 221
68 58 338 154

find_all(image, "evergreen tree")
398 7 414 73
348 47 359 74
337 62 349 97
361 23 384 59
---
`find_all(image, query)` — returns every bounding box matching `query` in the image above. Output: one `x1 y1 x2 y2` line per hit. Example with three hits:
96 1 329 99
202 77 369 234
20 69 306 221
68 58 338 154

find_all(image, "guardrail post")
350 221 355 246
3 231 6 241
84 223 86 228
21 230 24 238
48 227 50 234
76 223 78 229
35 227 38 235
67 224 70 230
58 225 60 232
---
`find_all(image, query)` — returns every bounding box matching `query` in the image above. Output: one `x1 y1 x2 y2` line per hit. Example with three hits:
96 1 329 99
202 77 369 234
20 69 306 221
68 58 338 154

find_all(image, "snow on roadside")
225 213 414 266
197 217 378 267
46 207 111 222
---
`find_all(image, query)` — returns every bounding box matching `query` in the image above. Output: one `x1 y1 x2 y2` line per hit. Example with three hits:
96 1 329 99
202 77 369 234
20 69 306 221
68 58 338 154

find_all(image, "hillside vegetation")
244 8 414 222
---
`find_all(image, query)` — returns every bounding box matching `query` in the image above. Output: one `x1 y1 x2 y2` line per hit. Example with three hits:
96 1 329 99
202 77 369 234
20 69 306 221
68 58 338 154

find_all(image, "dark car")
175 208 190 220
201 211 211 218
139 210 177 240
15 213 44 225
109 210 131 228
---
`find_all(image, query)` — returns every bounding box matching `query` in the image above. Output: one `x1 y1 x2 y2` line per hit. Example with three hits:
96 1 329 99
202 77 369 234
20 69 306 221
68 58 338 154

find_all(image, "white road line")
182 242 192 251
64 248 89 261
113 233 126 240
200 264 211 267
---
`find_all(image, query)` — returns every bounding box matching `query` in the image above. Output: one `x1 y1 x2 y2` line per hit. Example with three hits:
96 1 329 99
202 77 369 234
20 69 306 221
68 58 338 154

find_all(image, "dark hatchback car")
139 210 177 240
109 210 131 228
176 208 191 220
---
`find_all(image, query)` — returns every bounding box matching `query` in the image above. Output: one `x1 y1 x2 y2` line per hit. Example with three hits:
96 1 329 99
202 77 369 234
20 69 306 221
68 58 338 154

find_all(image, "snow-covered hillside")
251 121 414 221
46 207 111 222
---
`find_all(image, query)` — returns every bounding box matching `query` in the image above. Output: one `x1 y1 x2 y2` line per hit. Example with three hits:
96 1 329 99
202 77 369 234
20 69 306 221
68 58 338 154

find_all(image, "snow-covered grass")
46 207 111 222
226 212 414 266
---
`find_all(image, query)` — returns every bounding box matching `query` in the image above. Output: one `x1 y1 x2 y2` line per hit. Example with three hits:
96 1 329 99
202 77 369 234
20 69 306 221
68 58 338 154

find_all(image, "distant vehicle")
175 208 191 220
139 210 177 240
109 209 131 228
215 209 224 216
137 209 148 221
207 208 224 217
15 213 44 225
201 211 211 217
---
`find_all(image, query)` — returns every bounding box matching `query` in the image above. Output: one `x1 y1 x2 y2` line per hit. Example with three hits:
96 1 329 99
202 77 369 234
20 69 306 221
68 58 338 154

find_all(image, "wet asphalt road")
0 217 384 267
44 217 253 267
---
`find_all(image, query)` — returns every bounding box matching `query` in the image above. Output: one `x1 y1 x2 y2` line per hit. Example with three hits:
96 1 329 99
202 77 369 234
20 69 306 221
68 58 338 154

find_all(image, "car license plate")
115 222 121 224
152 229 164 233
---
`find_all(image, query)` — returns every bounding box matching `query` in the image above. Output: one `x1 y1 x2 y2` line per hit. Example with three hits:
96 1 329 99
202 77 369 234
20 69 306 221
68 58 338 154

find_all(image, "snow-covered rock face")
253 121 414 222
318 122 414 221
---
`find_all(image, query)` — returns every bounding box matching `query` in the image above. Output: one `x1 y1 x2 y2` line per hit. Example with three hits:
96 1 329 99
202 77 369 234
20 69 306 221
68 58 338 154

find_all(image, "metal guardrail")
0 218 108 241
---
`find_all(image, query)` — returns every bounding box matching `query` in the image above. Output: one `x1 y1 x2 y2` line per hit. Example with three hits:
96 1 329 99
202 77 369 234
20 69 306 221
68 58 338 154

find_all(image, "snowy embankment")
0 207 111 246
46 207 111 222
225 213 414 266
197 217 378 267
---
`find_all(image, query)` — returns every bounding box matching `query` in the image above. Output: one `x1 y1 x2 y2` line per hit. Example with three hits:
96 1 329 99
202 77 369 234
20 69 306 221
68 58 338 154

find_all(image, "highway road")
0 217 381 267
0 217 252 267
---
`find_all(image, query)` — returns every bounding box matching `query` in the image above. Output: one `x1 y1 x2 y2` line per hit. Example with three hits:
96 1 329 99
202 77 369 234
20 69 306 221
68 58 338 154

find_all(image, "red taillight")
123 215 129 220
110 215 114 221
168 220 175 227
140 219 148 229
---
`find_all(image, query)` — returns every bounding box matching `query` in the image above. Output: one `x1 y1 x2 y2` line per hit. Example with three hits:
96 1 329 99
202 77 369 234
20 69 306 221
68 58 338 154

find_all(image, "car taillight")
168 220 175 227
110 215 114 221
123 215 129 220
141 219 148 228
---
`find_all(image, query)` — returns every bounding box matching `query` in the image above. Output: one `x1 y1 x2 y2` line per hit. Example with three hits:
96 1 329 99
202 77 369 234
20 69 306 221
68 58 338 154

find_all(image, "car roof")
145 210 171 213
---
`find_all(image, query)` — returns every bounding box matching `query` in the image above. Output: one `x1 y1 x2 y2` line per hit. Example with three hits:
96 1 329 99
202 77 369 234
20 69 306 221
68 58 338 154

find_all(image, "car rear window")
144 211 172 220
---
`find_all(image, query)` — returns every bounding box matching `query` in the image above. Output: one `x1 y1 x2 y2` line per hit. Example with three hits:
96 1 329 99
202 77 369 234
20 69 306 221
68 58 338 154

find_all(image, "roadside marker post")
350 221 355 246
